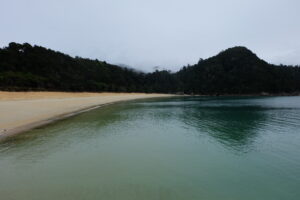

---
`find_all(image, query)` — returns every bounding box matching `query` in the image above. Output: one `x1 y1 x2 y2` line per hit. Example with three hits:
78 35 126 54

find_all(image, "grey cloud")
1 0 299 71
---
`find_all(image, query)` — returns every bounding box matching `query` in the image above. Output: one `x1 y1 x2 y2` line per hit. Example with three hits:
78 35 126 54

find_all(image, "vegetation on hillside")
1 42 299 94
177 47 300 94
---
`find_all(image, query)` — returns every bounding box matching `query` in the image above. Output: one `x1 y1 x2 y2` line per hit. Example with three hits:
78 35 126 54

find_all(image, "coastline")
0 92 175 140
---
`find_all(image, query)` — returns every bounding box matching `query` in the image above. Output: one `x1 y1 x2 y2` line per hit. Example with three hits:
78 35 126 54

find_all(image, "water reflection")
179 105 266 151
136 97 268 151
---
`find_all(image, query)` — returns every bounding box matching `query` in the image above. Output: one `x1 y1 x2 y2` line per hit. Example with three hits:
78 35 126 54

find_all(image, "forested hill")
177 47 300 94
1 42 300 95
0 42 178 93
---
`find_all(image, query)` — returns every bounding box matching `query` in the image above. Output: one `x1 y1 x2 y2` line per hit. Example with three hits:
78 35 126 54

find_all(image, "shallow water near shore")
0 96 300 200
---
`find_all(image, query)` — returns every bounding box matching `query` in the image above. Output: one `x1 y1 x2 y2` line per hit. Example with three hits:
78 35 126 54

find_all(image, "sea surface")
0 96 300 200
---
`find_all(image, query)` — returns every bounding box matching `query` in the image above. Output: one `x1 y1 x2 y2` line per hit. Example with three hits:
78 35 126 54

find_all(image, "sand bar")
0 92 174 139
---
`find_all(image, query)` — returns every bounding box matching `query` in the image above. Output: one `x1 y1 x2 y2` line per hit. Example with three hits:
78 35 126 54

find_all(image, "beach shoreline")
0 92 175 140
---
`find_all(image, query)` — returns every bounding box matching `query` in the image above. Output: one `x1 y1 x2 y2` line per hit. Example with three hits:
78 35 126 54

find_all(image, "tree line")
1 43 299 95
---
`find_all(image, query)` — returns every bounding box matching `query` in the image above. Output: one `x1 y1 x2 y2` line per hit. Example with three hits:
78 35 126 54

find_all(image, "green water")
0 96 300 200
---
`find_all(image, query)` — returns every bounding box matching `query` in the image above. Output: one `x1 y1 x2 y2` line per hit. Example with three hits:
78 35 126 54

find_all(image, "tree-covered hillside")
0 42 177 92
177 47 300 94
1 43 299 94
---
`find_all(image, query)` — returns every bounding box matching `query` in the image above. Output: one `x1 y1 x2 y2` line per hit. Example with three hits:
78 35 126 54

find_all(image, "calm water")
0 96 300 200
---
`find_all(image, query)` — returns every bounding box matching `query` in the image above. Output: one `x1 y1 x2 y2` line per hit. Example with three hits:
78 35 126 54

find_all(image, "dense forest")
1 42 300 95
177 47 300 94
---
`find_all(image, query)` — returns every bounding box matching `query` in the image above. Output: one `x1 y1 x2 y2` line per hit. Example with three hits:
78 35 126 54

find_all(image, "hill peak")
219 46 256 57
207 46 262 65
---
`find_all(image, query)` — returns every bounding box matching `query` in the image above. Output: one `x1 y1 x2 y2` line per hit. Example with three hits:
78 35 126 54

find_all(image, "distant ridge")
0 42 299 95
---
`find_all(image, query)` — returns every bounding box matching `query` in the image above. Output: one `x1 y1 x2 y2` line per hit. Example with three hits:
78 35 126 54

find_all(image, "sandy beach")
0 92 173 139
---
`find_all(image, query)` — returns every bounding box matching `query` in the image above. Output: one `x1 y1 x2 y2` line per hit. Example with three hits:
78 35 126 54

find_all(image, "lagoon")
0 96 300 200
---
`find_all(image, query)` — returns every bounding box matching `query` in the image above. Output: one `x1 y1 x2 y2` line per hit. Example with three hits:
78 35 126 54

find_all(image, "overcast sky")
1 0 299 71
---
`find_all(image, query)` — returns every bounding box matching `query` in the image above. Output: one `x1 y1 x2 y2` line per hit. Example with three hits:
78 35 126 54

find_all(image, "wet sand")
0 92 173 139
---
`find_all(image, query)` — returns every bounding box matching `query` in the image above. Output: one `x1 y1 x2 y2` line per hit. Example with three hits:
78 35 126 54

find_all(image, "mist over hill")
0 42 299 95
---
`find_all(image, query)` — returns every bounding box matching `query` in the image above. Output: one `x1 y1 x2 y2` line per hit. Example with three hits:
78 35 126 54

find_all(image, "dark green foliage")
0 42 177 93
0 43 299 94
177 47 300 94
